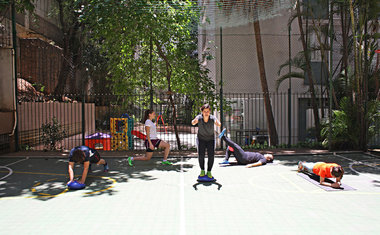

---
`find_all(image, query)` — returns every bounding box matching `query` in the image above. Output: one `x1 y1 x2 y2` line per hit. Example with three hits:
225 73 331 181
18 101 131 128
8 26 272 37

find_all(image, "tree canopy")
82 0 216 98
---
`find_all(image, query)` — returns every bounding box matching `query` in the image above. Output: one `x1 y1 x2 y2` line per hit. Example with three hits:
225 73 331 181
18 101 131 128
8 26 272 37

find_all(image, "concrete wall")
15 0 63 46
199 10 329 145
0 48 16 135
18 38 62 94
209 11 309 94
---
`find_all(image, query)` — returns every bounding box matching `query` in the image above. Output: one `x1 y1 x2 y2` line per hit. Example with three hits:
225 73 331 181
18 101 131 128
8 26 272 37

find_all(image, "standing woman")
192 104 221 181
127 110 172 166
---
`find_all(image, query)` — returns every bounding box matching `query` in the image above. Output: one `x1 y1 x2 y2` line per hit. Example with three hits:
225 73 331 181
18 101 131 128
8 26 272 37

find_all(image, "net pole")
288 24 292 147
328 0 334 151
150 36 153 110
11 3 19 151
220 27 224 149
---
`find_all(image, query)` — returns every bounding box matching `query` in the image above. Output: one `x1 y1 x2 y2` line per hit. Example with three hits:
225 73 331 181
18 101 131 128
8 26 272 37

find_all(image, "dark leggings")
222 136 248 164
197 139 215 171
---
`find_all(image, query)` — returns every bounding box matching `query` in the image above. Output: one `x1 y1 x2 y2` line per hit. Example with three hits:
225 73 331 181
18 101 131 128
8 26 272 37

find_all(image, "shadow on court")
274 152 380 176
192 181 223 191
0 157 194 201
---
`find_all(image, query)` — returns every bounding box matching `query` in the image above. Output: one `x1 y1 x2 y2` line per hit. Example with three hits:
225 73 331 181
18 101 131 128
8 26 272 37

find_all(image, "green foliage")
276 52 307 91
40 117 66 150
81 0 216 100
20 144 33 151
321 98 380 150
321 97 358 149
32 82 45 92
0 0 35 12
241 140 323 150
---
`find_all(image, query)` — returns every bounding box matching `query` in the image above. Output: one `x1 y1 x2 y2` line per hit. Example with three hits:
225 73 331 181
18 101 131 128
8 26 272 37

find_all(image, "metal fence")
1 4 378 152
14 92 341 151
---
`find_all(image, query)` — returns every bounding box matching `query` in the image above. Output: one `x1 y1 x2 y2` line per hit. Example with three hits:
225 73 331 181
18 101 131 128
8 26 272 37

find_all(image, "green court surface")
1 152 380 234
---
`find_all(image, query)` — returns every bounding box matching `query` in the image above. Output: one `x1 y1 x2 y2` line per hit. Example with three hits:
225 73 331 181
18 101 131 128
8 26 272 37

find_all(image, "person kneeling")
127 110 172 166
68 146 109 184
218 128 274 168
298 161 344 188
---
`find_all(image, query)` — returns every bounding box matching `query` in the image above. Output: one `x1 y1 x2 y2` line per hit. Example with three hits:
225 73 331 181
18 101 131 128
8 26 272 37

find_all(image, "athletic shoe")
127 157 134 166
162 160 173 165
218 128 227 139
219 160 230 164
206 172 215 181
103 163 109 172
199 170 205 177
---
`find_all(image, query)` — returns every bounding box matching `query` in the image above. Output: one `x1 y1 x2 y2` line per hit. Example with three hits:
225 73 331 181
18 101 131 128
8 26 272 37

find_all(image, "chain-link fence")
1 1 379 153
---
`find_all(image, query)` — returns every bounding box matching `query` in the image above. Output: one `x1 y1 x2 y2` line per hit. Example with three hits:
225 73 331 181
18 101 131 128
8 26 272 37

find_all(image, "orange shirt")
313 162 339 178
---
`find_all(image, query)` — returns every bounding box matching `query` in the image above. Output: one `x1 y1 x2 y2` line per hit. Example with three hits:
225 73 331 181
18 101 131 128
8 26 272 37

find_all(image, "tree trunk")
54 42 73 95
253 20 279 146
53 0 80 97
168 93 181 150
375 53 380 101
155 41 182 149
340 4 349 97
296 0 321 141
360 4 369 151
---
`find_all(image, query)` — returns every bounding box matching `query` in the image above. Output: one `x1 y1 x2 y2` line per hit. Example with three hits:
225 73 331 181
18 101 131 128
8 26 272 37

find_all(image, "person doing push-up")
298 161 344 188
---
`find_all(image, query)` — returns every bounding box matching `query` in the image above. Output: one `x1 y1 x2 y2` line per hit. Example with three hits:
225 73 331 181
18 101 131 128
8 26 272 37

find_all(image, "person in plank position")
298 161 344 188
68 145 109 184
218 128 274 168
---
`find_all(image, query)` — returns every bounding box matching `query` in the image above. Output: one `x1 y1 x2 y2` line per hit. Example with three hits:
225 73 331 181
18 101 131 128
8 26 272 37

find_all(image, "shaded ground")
1 148 331 158
1 152 380 234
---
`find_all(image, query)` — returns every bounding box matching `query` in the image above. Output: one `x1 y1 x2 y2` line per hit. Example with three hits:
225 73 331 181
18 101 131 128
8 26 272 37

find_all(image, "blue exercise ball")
67 181 85 190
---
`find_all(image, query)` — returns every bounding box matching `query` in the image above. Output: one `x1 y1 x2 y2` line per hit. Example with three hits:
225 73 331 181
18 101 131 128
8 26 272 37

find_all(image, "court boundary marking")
179 155 186 235
0 166 13 181
249 171 380 195
2 154 380 199
334 153 380 181
0 170 116 200
0 158 29 181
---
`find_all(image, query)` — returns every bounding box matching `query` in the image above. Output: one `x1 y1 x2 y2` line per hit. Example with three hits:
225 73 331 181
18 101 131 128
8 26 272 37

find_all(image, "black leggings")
222 136 249 164
197 139 215 171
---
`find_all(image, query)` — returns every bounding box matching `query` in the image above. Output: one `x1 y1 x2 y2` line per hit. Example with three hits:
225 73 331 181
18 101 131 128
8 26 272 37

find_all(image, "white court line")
4 158 28 167
0 166 13 181
0 158 28 181
334 153 380 181
334 153 380 169
179 156 186 235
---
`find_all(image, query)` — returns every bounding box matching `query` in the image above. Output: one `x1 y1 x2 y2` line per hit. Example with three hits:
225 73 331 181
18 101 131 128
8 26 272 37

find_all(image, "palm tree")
253 20 279 145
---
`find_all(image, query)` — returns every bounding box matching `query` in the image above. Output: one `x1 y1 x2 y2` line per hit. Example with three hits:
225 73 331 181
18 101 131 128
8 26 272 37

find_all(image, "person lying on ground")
218 128 274 168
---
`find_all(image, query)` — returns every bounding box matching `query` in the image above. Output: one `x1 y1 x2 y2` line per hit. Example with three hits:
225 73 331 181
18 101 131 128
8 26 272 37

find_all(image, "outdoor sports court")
1 152 380 234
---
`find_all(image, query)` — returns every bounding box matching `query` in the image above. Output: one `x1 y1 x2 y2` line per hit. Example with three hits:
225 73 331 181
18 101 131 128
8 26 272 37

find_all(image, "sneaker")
127 157 134 166
103 163 109 172
199 170 205 177
219 160 230 165
206 172 215 181
218 128 227 139
162 160 173 165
